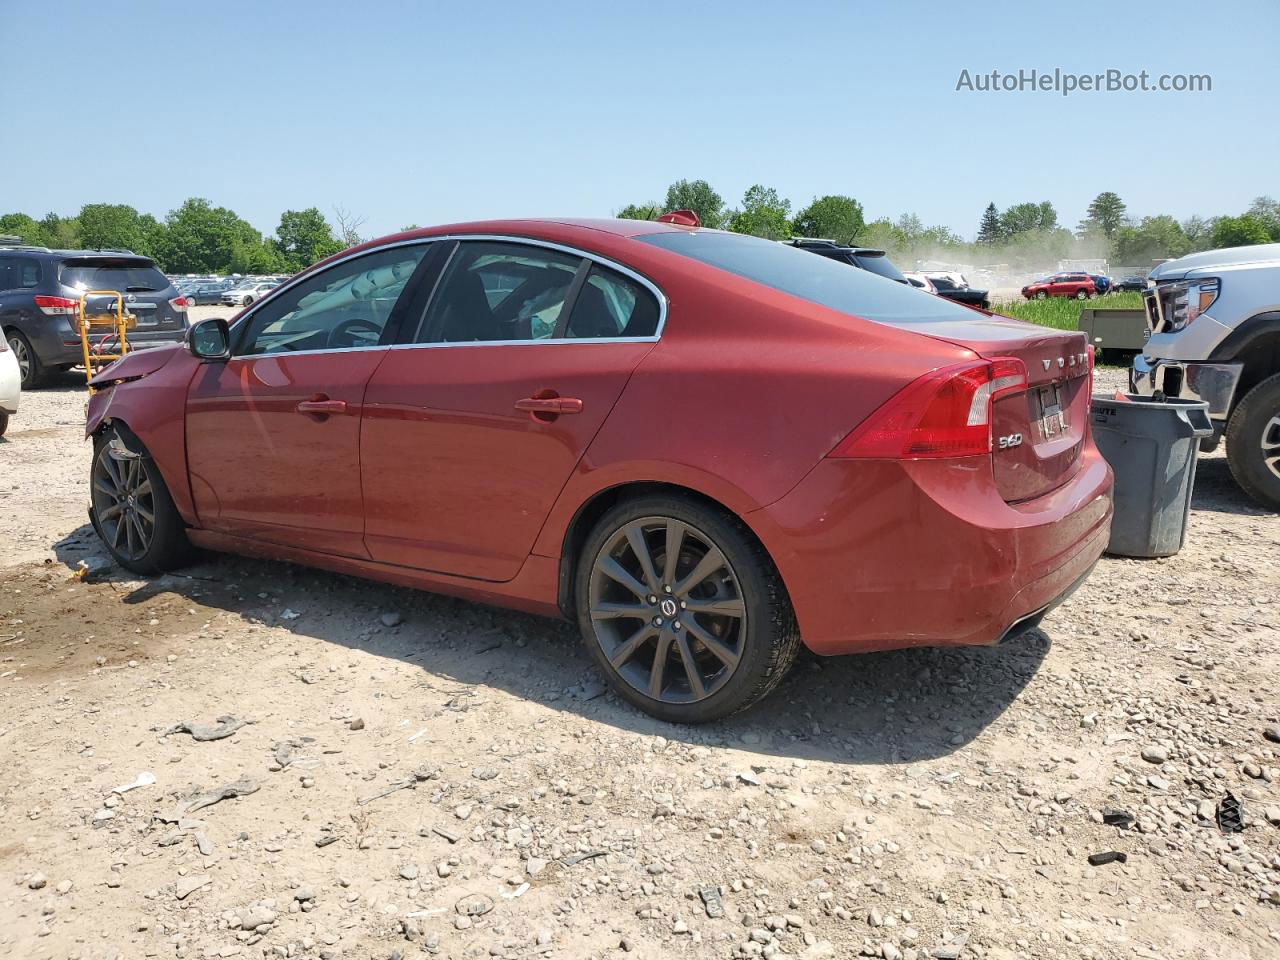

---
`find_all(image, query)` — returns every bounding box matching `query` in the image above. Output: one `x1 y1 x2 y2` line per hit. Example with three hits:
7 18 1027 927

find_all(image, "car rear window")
849 252 906 284
59 260 169 293
638 231 976 326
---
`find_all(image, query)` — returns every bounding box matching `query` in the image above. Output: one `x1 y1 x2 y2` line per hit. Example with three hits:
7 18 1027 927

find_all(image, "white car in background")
0 336 20 436
903 271 936 294
220 281 278 307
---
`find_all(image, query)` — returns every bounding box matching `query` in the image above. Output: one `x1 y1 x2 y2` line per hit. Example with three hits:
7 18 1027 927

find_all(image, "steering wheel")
328 317 381 348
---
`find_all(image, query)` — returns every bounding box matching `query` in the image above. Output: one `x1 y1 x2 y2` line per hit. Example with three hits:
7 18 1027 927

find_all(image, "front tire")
1036 290 1048 300
90 425 195 573
0 412 8 436
1225 373 1280 511
574 495 800 723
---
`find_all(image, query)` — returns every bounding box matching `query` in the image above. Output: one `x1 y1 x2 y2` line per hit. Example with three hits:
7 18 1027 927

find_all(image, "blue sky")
4 0 1276 240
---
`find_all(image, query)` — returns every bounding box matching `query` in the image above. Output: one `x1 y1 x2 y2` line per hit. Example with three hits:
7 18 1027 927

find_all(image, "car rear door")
360 238 663 580
184 242 436 557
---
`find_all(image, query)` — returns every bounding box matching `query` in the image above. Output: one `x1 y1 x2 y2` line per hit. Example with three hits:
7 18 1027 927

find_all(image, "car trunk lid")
915 314 1091 502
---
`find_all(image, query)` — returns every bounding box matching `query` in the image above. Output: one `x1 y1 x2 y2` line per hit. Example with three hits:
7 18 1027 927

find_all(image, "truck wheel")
1225 372 1280 511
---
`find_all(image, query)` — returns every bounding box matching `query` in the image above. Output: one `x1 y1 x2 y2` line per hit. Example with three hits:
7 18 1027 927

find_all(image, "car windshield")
639 231 978 327
59 260 169 293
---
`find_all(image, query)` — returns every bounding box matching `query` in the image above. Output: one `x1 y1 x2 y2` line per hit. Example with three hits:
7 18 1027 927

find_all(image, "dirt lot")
1 365 1278 960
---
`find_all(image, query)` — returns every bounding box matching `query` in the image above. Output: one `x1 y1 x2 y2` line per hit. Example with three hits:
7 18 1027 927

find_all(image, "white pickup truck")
1131 243 1280 510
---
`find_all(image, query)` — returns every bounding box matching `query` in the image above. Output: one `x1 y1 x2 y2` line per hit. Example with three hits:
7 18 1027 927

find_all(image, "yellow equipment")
77 290 136 393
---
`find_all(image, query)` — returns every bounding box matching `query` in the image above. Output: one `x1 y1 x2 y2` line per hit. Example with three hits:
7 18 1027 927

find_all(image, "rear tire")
6 330 43 389
91 424 196 573
1225 373 1280 511
1075 289 1089 300
0 412 8 436
574 494 801 723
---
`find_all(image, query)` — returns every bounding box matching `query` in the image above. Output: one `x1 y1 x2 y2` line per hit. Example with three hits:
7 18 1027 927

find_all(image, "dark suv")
783 238 910 283
0 245 189 388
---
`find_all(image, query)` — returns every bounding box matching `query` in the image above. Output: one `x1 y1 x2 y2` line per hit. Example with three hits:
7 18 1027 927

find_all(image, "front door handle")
296 397 347 415
514 396 583 416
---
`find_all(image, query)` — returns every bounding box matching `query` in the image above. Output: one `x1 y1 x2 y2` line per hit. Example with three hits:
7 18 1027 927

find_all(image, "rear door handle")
514 396 583 415
296 398 347 415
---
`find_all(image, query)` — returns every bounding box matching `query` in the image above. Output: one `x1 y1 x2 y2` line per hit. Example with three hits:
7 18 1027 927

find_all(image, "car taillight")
829 358 1028 459
169 296 190 312
34 295 78 316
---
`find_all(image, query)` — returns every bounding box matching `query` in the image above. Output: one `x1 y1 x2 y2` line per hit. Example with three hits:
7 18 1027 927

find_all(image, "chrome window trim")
228 233 667 359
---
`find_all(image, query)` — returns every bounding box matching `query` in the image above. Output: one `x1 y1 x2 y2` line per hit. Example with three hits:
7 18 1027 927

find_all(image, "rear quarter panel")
530 251 976 557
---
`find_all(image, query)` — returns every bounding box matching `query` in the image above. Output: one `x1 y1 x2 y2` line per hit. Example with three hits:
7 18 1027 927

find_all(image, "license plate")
1039 384 1067 437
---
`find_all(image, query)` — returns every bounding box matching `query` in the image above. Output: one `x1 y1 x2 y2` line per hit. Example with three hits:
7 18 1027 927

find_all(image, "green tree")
40 212 80 249
274 208 342 272
1181 215 1214 252
663 179 725 229
77 203 163 258
1000 201 1057 237
1246 196 1280 241
1211 214 1272 249
158 198 271 273
976 203 1002 244
1114 215 1191 264
0 213 47 246
791 195 864 243
1077 192 1127 239
728 185 792 240
615 203 661 221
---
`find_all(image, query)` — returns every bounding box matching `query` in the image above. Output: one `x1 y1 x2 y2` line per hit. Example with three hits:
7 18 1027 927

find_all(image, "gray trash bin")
1090 394 1214 558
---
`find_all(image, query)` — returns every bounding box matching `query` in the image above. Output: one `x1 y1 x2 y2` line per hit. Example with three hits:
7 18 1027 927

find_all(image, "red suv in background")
1022 273 1097 300
84 218 1113 723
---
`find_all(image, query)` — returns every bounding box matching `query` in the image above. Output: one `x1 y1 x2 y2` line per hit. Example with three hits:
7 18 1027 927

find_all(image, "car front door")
184 243 435 557
360 239 664 580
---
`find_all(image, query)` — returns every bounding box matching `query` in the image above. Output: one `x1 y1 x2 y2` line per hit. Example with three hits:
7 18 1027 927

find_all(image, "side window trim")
395 234 667 348
227 240 437 358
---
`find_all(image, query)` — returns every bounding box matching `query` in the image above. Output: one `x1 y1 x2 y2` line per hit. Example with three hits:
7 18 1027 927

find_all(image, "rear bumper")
25 316 187 367
1130 356 1241 420
747 447 1113 656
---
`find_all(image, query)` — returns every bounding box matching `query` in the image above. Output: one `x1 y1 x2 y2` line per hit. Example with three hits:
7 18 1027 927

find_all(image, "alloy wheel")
1262 413 1280 481
92 442 155 562
587 516 746 704
10 336 30 381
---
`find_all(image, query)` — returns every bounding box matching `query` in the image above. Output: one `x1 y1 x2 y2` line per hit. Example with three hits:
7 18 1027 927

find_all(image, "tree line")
620 181 1280 268
5 186 1275 277
0 201 369 275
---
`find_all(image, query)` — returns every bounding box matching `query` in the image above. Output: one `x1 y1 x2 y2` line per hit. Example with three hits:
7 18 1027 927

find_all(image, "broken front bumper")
1130 356 1242 421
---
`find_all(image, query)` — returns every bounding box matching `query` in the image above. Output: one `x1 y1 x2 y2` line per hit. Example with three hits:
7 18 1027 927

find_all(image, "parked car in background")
783 238 911 284
1022 273 1097 300
1089 274 1113 295
0 334 19 435
84 217 1111 723
187 281 233 305
220 280 277 307
903 271 936 293
1115 275 1147 292
1132 242 1280 510
0 245 190 388
925 273 992 310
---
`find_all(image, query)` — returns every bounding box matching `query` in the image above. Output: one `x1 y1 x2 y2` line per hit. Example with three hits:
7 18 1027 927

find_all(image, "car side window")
235 245 429 356
417 242 584 343
564 264 660 339
16 260 40 288
0 258 12 291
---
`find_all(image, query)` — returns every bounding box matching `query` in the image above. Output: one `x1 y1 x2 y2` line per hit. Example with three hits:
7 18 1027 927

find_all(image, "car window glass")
418 242 584 343
59 261 168 292
17 261 40 288
0 257 13 290
564 264 659 338
236 245 428 356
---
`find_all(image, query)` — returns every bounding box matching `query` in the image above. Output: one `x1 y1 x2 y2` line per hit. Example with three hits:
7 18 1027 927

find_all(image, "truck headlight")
1166 278 1219 331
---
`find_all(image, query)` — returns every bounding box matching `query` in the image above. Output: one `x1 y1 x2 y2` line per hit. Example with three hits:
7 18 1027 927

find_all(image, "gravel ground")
1 363 1278 960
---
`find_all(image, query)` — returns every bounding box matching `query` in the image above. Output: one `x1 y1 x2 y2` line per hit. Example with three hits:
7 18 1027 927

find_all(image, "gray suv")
0 244 190 388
